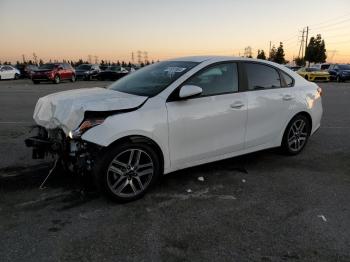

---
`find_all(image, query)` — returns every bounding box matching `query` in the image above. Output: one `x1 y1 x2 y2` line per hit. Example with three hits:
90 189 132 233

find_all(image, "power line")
308 12 350 28
311 17 350 30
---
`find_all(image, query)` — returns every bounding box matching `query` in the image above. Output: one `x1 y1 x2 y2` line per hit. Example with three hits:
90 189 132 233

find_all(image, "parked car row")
30 63 136 84
292 63 350 83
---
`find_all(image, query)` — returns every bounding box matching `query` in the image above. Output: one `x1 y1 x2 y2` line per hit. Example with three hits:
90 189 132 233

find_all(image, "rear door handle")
282 95 293 101
230 102 244 109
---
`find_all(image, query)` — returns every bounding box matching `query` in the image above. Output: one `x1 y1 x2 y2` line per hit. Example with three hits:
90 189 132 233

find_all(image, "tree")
305 34 327 65
39 59 44 66
269 45 277 61
294 57 305 66
257 49 266 60
271 42 286 64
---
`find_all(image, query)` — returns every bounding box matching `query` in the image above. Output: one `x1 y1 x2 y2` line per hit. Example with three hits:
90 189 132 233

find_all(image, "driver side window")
184 63 238 96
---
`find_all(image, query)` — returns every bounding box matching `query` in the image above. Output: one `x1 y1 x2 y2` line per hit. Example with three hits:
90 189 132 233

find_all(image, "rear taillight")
317 86 323 96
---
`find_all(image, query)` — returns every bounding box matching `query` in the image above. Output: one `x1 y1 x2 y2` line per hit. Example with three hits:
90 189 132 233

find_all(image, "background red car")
31 63 76 84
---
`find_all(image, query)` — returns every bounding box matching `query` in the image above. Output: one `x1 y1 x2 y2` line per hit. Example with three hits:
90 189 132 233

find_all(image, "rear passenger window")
281 71 294 87
245 63 281 90
185 63 238 96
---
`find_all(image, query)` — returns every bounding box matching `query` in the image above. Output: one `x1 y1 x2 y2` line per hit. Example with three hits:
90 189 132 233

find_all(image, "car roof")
167 56 293 71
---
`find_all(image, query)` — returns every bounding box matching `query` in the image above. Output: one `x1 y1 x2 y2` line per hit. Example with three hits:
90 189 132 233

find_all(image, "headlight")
68 118 105 139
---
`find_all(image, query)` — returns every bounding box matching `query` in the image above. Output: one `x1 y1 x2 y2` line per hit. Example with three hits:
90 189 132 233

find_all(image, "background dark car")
31 63 76 84
75 64 101 80
328 64 350 82
15 64 38 78
286 65 301 71
96 65 129 81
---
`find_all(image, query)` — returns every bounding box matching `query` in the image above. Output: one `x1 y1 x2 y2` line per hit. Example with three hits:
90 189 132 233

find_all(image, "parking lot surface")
0 79 349 262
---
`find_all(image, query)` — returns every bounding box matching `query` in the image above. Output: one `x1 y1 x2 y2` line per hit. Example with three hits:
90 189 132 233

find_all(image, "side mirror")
179 85 203 99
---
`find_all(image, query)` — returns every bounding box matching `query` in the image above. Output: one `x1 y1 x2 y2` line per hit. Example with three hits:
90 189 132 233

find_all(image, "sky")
0 0 350 64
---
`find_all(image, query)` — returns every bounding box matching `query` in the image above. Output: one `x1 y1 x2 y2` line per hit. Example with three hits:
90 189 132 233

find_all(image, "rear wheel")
281 114 311 155
93 142 161 202
14 73 19 80
53 75 60 84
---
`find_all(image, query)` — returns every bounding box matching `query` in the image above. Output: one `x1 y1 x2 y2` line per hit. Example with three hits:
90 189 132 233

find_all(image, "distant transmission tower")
244 46 252 58
131 52 134 64
137 51 142 64
143 51 148 63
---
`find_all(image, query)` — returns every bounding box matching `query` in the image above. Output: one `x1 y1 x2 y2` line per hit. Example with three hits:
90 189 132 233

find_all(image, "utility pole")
298 28 305 59
304 26 309 60
269 41 271 60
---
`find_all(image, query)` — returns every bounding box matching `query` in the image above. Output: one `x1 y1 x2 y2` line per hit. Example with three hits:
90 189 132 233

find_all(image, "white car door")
166 62 247 168
243 62 295 149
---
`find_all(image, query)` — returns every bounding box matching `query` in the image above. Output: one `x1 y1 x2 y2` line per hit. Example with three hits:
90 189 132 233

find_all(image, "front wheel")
336 75 342 83
93 142 161 202
281 115 311 155
70 74 76 82
53 75 60 84
14 73 20 80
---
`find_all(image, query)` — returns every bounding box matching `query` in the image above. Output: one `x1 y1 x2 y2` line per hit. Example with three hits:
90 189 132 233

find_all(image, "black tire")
53 75 60 84
336 75 342 83
33 80 40 84
304 75 309 81
281 114 311 155
93 142 161 202
14 74 19 80
70 74 76 82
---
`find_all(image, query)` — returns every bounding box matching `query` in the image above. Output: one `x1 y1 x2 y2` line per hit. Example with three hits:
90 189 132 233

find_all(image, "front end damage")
25 126 101 175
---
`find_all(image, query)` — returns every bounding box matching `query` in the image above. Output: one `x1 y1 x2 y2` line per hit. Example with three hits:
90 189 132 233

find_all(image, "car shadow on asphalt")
0 148 281 211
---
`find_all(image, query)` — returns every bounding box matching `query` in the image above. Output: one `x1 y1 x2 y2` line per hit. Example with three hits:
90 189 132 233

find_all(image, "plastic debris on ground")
186 189 192 193
197 176 204 182
317 214 327 222
242 179 246 183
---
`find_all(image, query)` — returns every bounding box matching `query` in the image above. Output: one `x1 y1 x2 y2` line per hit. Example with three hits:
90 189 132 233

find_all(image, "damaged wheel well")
104 135 164 174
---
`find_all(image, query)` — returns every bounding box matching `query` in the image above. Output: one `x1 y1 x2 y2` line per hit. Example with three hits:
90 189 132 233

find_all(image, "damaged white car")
26 56 323 202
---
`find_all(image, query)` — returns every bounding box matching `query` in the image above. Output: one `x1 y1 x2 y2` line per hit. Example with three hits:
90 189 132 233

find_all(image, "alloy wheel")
287 119 308 152
106 149 154 198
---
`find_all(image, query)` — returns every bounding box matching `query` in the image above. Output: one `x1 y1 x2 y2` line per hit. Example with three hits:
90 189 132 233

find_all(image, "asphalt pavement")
0 79 349 262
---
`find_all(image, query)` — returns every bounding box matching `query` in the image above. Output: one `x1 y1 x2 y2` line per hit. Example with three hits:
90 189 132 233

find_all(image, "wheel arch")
279 111 313 146
102 135 165 174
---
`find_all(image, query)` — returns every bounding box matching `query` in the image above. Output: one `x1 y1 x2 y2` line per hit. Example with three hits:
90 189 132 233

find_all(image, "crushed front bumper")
25 126 101 173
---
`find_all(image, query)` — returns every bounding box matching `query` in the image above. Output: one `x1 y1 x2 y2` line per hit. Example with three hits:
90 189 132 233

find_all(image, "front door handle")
282 95 293 101
230 102 244 109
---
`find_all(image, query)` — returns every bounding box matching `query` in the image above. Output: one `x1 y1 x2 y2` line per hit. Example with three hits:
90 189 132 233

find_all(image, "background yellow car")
297 67 330 82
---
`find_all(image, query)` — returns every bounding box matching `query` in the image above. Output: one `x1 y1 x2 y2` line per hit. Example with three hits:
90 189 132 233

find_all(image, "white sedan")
27 56 323 202
0 65 20 80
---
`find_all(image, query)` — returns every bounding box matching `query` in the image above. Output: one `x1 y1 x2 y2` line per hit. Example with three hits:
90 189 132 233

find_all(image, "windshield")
306 68 320 72
339 65 350 70
108 61 199 97
76 64 92 70
39 64 56 69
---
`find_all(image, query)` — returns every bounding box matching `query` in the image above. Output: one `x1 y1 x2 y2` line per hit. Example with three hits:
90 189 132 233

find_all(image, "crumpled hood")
33 87 147 134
